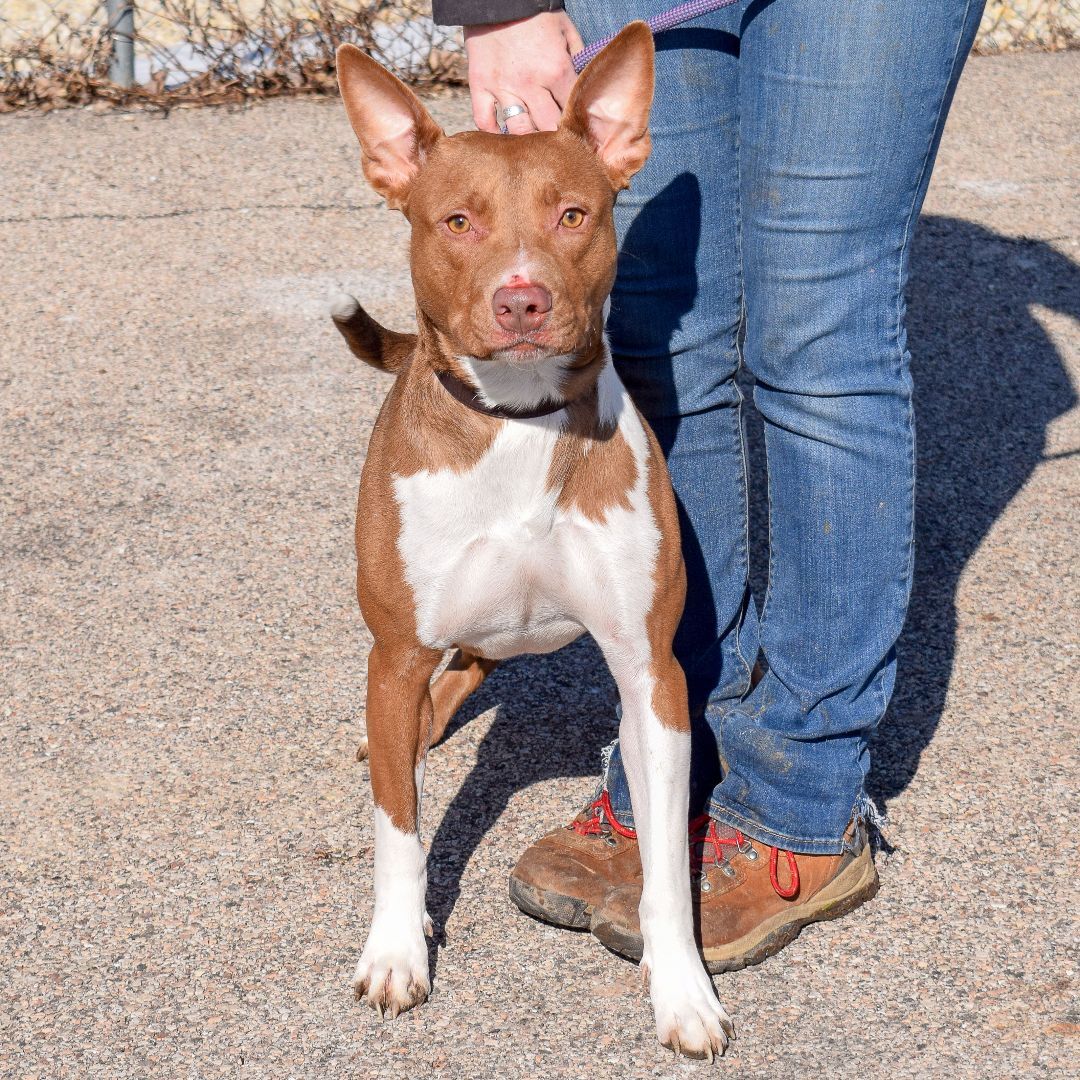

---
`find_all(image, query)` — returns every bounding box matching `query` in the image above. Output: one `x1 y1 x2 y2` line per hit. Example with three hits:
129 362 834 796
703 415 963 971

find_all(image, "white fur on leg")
352 807 431 1018
608 662 734 1059
415 756 434 937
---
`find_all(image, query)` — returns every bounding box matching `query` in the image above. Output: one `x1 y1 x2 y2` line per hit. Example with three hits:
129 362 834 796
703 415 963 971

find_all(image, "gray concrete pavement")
1 52 1077 1079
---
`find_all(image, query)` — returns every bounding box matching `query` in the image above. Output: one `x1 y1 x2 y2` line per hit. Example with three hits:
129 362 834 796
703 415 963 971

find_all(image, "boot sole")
508 875 592 931
591 848 880 973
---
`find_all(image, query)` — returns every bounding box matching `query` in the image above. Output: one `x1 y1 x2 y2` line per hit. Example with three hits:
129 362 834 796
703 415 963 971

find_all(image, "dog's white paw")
355 735 369 762
644 954 734 1061
352 927 430 1019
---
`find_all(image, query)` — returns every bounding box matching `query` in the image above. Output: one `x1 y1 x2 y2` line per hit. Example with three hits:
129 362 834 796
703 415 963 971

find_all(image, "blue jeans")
563 0 985 853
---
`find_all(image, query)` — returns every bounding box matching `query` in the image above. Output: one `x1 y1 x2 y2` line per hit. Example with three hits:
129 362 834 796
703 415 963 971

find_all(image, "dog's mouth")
471 311 597 363
489 325 594 362
499 337 546 356
487 336 557 362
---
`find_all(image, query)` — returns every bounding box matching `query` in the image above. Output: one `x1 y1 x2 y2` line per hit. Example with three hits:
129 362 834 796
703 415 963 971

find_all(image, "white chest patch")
392 363 661 660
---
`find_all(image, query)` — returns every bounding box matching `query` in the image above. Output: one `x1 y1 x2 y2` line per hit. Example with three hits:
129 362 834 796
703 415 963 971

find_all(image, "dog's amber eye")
560 208 585 229
446 214 471 234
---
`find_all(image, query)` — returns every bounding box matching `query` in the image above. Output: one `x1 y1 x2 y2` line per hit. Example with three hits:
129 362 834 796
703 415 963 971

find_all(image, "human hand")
464 12 584 134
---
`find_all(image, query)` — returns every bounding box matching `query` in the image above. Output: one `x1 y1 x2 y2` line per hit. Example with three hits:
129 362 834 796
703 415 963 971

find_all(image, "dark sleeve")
431 0 564 27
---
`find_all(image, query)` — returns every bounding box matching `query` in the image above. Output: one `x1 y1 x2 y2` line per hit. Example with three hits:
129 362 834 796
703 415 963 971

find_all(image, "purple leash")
571 0 741 72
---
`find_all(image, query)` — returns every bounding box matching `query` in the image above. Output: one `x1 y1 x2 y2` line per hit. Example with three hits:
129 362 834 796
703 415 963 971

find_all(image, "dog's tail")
330 293 415 374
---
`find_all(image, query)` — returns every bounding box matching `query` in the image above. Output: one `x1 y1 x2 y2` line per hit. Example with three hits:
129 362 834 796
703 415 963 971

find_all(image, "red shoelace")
570 789 638 839
690 815 800 899
571 795 800 898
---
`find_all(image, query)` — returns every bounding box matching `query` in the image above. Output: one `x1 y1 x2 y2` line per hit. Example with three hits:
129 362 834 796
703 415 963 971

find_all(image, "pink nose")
492 285 552 334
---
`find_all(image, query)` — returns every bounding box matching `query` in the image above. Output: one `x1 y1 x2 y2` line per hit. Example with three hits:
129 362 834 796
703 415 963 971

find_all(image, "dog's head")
336 25 654 366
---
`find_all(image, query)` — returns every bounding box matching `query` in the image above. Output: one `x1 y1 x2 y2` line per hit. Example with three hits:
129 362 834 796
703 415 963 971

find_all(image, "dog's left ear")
336 44 444 210
560 22 655 190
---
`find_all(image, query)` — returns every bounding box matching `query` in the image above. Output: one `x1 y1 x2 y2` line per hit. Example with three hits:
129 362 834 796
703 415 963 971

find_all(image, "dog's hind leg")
354 648 496 762
352 639 441 1019
428 649 498 748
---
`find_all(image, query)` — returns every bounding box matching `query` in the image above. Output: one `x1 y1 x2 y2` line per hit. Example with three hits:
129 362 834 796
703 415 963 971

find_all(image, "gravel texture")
1 52 1077 1080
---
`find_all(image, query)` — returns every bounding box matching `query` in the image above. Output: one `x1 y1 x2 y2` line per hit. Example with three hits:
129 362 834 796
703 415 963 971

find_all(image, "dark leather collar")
436 368 574 421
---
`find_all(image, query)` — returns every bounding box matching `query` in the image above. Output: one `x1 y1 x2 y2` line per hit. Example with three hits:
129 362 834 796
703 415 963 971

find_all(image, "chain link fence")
0 2 464 110
1 1 1076 112
977 0 1079 50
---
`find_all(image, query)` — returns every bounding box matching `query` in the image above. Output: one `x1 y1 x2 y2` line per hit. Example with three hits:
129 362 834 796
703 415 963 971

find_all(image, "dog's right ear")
336 44 443 210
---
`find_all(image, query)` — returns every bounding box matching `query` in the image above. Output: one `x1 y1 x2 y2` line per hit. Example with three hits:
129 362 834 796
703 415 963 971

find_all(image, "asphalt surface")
2 51 1078 1080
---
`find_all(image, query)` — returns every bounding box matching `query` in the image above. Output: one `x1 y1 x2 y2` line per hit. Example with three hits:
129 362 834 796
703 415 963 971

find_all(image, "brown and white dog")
331 25 733 1058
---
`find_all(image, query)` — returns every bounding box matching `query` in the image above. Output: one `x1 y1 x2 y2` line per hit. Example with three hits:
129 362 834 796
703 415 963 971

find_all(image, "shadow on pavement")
423 216 1078 946
866 217 1077 802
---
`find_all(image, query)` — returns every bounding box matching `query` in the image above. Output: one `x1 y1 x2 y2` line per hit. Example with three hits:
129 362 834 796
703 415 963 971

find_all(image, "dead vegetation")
0 1 463 112
0 1 1075 113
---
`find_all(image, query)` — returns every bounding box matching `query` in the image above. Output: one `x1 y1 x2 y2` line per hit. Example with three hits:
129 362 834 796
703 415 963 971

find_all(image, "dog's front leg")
353 640 441 1018
601 641 734 1059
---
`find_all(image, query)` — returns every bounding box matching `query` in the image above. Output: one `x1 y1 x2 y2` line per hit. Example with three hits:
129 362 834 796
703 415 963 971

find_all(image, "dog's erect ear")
336 43 443 209
560 22 654 190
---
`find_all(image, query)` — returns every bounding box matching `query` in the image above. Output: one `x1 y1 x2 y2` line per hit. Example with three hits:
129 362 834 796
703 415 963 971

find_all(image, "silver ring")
497 102 529 135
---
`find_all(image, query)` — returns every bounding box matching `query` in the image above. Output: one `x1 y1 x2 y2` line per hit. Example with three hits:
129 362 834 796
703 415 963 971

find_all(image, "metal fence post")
105 0 136 87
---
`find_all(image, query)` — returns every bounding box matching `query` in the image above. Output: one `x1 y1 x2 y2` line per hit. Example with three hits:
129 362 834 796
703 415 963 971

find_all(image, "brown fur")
404 133 619 366
332 299 415 373
642 418 690 731
335 27 667 839
548 389 639 523
429 650 499 746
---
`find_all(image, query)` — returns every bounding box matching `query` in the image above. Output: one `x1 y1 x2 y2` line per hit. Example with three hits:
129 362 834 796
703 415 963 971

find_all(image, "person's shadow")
422 200 1078 955
866 217 1078 802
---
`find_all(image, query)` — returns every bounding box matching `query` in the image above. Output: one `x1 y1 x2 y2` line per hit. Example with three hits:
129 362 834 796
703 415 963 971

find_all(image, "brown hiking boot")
508 790 642 929
509 664 769 932
590 816 879 972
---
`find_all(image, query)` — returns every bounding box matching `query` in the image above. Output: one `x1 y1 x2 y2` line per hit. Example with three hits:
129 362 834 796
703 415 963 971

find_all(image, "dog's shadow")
420 211 1077 964
423 637 617 956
